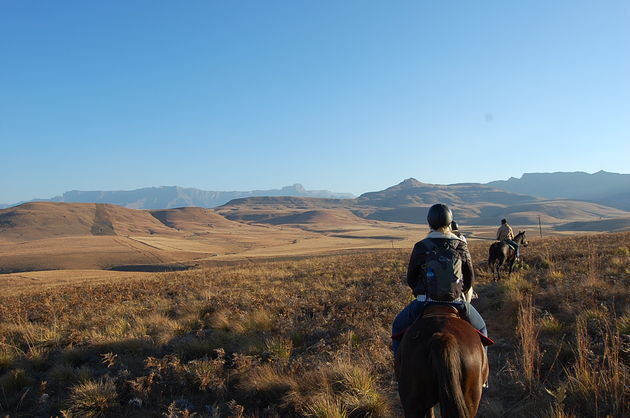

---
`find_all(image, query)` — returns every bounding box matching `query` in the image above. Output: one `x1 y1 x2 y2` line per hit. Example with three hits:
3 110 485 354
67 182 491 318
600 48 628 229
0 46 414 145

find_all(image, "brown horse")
396 305 489 418
488 231 529 281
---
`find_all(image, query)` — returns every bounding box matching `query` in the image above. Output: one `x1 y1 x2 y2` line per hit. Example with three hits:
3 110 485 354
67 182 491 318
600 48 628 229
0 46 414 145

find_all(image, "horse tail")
429 332 469 418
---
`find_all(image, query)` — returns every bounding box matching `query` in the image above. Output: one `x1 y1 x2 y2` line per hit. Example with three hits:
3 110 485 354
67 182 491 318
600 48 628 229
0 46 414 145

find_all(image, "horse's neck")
514 234 523 244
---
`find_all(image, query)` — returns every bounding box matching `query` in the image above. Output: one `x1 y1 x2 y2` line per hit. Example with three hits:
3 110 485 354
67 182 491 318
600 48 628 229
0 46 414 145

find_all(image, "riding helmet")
427 204 453 230
501 218 507 224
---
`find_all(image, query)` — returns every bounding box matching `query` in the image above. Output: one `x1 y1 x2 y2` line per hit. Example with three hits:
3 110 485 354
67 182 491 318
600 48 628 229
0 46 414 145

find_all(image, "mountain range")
1 171 628 214
0 184 354 210
216 177 629 226
486 171 630 211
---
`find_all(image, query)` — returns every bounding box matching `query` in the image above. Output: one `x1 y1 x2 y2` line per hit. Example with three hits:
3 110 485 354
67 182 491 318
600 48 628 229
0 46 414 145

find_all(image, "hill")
555 217 630 232
487 171 630 210
216 196 353 223
0 202 176 241
149 207 245 232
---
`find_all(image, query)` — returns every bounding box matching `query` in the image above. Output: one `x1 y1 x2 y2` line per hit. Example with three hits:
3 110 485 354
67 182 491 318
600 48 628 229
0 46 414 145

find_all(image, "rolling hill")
0 202 177 241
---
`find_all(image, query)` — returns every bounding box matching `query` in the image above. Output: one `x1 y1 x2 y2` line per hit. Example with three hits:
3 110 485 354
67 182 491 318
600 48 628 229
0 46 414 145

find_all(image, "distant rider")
450 220 467 243
391 204 488 356
497 218 520 258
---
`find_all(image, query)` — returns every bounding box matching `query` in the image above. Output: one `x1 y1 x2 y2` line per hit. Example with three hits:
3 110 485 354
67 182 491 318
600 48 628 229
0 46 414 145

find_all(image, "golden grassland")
0 232 628 417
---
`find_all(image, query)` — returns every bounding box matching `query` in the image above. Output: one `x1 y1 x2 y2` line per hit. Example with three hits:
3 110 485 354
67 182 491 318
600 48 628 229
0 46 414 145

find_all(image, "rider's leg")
459 302 490 389
458 302 488 337
391 300 427 355
507 239 520 258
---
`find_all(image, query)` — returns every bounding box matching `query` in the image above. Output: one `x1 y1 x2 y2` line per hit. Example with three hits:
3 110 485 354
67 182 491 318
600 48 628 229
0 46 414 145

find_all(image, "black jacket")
406 233 474 297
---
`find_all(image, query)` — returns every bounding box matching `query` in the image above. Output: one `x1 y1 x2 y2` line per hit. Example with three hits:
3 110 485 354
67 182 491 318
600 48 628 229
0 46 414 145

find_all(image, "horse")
396 305 489 418
488 231 529 281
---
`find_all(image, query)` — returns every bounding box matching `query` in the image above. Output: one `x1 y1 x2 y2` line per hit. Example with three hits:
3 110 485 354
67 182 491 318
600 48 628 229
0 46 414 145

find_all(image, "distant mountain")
6 184 354 210
486 171 630 210
218 178 630 226
357 178 539 209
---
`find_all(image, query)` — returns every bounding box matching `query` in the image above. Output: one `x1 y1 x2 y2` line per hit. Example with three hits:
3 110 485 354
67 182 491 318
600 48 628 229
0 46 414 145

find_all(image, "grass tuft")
67 377 118 417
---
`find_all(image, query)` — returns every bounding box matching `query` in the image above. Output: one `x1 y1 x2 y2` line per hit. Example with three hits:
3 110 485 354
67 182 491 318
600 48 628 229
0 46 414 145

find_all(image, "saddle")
420 304 460 320
420 304 495 346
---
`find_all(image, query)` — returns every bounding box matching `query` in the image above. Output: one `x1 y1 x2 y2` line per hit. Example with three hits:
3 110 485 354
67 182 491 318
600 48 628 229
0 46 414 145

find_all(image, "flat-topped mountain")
5 184 355 210
486 171 630 210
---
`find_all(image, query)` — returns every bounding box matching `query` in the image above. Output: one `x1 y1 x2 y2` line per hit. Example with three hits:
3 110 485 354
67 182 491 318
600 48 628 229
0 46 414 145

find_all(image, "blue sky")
1 1 628 203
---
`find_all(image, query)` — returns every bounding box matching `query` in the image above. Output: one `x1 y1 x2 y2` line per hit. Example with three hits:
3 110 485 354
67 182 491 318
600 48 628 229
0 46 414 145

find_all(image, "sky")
1 1 629 203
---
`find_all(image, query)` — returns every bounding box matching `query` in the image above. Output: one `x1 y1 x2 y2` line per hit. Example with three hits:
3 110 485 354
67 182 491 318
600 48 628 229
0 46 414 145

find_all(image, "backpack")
423 239 464 301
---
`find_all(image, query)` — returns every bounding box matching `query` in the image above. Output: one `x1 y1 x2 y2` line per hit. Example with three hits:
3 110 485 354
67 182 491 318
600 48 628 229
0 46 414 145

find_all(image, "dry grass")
516 295 541 390
0 232 627 416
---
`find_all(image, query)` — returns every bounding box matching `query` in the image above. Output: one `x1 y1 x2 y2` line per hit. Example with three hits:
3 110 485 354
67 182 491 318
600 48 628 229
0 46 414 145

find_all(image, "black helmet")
427 204 453 230
450 220 459 231
501 218 507 224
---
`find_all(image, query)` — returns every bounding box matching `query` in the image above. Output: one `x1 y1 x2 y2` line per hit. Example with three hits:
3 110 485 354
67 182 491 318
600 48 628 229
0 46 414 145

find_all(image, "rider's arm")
461 243 475 293
406 242 424 294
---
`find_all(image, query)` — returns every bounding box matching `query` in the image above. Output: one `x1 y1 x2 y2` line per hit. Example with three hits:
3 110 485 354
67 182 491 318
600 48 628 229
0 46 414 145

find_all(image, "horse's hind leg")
491 262 498 282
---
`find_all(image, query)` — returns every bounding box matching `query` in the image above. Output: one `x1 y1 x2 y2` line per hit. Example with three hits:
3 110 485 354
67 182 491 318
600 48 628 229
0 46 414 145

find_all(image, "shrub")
67 378 118 417
264 336 293 360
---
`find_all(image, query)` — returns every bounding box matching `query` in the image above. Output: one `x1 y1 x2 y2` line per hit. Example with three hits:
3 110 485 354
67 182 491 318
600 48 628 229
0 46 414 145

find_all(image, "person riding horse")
497 218 520 259
395 204 491 416
391 204 488 356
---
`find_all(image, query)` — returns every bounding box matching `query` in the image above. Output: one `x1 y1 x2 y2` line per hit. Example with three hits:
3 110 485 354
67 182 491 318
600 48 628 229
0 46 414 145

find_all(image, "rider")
391 204 488 355
450 220 467 243
497 218 520 259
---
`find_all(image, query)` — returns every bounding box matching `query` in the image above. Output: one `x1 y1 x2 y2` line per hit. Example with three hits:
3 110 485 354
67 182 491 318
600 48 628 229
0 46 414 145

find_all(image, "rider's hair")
434 225 450 233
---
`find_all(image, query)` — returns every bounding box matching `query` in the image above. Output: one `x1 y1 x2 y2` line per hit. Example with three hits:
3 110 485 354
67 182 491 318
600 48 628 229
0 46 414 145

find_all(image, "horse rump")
428 332 469 418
